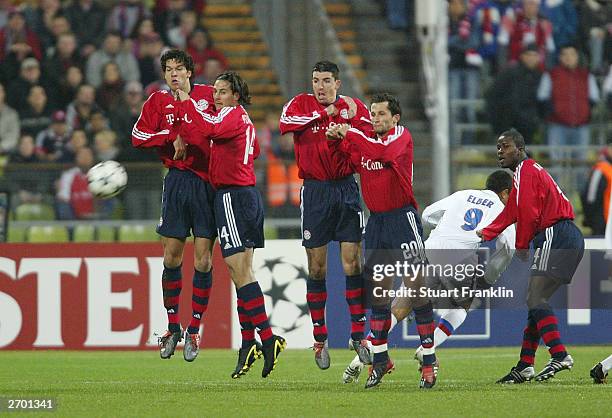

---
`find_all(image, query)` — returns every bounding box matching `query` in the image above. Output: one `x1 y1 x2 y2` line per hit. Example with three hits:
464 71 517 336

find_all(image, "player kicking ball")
342 171 516 383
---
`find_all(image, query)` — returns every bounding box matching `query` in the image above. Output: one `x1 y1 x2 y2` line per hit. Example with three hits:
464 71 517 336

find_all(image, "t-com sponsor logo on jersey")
361 156 384 171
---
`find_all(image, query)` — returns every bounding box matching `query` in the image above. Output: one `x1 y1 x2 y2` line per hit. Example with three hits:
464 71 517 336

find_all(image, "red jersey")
279 93 372 180
330 125 417 213
131 84 214 181
481 159 574 249
180 101 259 189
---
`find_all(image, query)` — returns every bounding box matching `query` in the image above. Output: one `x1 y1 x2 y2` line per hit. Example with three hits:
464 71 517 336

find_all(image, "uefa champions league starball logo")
256 257 310 335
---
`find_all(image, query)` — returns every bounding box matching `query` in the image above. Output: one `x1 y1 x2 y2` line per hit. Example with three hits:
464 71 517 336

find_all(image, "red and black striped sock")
237 296 255 349
517 313 540 369
414 302 436 366
345 274 366 341
369 307 391 364
162 264 182 333
237 282 273 344
187 269 212 335
306 278 327 342
532 305 567 360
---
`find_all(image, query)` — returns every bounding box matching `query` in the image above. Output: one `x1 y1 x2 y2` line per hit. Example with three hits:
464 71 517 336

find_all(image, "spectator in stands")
7 57 54 113
47 15 72 54
167 10 198 49
136 32 164 87
96 61 125 112
470 0 503 74
64 0 107 57
58 128 88 163
93 129 119 161
45 33 84 86
187 27 228 82
36 110 70 162
577 0 611 74
486 43 542 141
57 65 84 109
154 0 190 46
22 0 63 55
65 84 100 130
0 9 42 62
448 0 481 144
537 44 600 163
55 146 96 220
19 85 53 137
9 134 40 164
200 58 225 85
107 0 151 40
85 110 110 140
128 17 156 56
109 81 148 152
86 31 140 88
539 0 577 54
35 110 72 162
0 0 10 29
8 134 45 207
0 82 20 155
582 140 612 235
498 0 555 70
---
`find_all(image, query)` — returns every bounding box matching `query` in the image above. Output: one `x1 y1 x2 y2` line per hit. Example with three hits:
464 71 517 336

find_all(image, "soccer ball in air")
87 160 128 199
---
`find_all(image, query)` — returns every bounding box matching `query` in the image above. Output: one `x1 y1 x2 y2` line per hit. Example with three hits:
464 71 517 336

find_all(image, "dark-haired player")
327 93 437 389
477 128 585 383
279 60 373 370
177 71 286 378
342 170 516 384
131 49 216 362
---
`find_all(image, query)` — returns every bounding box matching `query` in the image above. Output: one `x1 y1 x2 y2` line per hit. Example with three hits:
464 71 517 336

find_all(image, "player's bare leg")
158 237 186 359
341 241 370 364
306 245 331 369
226 249 285 378
182 237 215 362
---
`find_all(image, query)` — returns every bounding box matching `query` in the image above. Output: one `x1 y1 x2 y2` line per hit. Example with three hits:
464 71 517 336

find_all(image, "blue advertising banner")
324 241 612 348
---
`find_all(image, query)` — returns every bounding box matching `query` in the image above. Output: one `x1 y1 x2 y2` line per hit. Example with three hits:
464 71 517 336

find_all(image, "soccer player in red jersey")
279 61 373 369
327 93 438 389
131 49 216 362
176 71 286 379
477 128 585 383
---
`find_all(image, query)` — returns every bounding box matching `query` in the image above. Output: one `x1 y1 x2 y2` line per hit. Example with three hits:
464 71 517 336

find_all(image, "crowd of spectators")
0 0 228 220
446 0 611 149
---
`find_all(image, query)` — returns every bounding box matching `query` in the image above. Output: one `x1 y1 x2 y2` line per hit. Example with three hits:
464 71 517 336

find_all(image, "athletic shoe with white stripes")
535 355 574 381
496 366 535 384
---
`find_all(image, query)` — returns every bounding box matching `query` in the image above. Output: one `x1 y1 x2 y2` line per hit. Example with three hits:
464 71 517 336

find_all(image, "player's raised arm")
132 92 177 148
279 95 331 134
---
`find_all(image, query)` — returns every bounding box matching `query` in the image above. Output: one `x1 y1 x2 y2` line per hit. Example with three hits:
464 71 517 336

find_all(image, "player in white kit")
343 170 516 383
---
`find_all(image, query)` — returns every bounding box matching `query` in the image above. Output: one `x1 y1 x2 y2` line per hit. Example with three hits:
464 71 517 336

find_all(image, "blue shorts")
531 219 584 284
157 168 216 239
215 186 264 258
364 206 425 256
300 176 363 248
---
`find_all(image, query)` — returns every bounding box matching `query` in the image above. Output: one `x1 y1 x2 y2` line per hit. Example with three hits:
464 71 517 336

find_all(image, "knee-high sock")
518 312 540 368
345 274 366 341
187 269 212 334
237 282 273 344
306 278 327 342
414 302 436 366
237 296 255 349
162 265 182 333
532 305 567 360
369 307 391 364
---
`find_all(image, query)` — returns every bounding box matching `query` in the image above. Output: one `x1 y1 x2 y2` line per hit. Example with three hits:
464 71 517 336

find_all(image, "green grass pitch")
1 346 610 417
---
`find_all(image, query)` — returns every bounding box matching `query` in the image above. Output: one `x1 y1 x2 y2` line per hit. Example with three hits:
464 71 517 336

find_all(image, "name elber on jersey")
466 195 495 208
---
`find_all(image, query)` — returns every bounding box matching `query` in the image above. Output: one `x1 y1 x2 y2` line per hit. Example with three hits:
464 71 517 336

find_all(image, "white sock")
389 313 398 332
435 308 467 348
601 354 612 374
